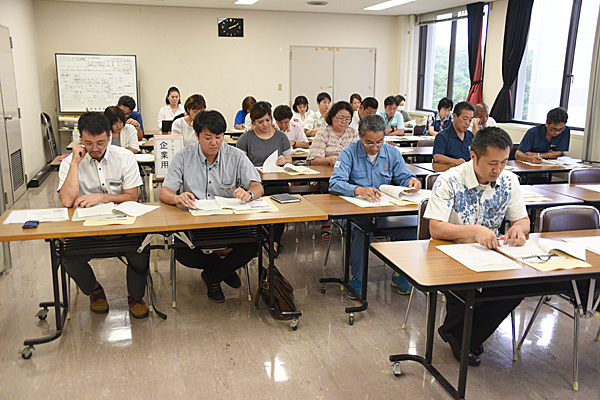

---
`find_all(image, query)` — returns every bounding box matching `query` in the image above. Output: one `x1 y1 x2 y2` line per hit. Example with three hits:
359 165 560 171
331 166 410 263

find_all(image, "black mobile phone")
22 220 39 229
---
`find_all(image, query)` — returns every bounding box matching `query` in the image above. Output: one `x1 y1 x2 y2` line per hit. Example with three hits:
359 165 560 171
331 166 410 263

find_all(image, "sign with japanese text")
154 134 183 178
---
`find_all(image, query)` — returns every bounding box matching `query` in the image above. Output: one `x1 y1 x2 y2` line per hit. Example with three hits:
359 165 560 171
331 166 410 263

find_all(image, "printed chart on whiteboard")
55 54 138 113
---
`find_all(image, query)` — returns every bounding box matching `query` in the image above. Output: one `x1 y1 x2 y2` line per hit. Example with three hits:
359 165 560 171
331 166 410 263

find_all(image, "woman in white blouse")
291 95 314 126
157 86 185 130
171 94 206 146
104 106 139 153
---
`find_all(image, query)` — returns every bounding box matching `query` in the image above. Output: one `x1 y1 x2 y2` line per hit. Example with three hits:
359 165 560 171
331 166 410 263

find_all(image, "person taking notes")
425 127 530 367
159 110 263 303
329 114 421 299
515 107 571 164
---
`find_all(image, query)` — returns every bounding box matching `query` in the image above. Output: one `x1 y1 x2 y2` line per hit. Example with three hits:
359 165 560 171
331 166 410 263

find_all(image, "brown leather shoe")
89 285 109 314
128 296 149 319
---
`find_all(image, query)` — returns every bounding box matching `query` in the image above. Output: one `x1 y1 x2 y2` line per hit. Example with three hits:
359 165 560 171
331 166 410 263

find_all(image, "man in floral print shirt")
424 127 530 367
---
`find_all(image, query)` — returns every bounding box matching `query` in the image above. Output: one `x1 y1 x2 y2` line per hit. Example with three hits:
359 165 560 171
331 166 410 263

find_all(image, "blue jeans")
348 217 416 280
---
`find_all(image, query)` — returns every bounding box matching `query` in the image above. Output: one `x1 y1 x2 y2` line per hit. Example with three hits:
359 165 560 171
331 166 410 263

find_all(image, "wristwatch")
248 190 256 201
292 140 296 147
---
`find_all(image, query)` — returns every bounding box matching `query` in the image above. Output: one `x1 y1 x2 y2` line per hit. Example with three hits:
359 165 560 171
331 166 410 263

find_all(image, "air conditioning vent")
10 149 24 190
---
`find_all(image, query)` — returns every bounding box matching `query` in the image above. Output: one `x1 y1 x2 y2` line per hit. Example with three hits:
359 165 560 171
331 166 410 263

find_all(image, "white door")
333 48 376 103
290 47 334 112
0 25 25 208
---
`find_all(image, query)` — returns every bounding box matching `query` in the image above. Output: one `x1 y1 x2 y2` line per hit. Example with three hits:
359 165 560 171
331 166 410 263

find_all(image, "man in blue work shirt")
433 101 476 165
515 107 570 164
329 114 421 299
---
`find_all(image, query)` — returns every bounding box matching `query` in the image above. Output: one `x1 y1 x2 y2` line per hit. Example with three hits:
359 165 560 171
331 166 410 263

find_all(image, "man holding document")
425 127 530 366
329 114 421 298
159 110 263 303
57 112 150 319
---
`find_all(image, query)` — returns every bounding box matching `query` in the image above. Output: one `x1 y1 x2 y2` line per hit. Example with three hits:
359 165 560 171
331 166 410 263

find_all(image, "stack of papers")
521 190 552 202
3 208 69 224
293 148 310 155
496 239 589 271
135 154 154 162
436 243 522 272
380 185 431 204
189 197 273 216
257 150 318 174
340 193 397 208
74 202 159 221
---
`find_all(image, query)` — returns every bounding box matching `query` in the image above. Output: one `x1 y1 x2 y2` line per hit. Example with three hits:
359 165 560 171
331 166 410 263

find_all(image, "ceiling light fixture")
235 0 259 5
307 1 329 5
364 0 416 11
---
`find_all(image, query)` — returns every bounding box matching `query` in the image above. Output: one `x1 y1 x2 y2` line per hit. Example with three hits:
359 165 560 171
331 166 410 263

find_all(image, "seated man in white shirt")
159 110 264 303
349 97 378 132
273 105 309 149
471 103 497 133
58 112 150 319
425 126 530 367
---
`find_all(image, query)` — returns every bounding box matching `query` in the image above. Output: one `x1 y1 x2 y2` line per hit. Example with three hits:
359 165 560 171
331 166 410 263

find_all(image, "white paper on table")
114 202 160 217
214 196 272 211
575 184 600 193
191 199 222 211
3 208 69 224
379 185 431 204
518 159 566 167
394 147 412 153
135 154 155 162
75 202 116 218
340 193 397 208
503 165 516 170
436 243 522 272
384 136 402 142
293 148 310 154
262 150 284 173
283 164 309 173
563 237 600 256
229 128 245 133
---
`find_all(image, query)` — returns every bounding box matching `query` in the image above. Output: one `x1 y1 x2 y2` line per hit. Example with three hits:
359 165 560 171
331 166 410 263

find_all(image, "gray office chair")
413 125 426 136
417 139 434 147
516 205 600 391
425 173 440 190
568 168 600 184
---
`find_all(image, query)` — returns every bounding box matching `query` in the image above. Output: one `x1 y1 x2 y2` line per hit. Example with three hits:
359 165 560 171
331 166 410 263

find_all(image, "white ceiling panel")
48 0 475 17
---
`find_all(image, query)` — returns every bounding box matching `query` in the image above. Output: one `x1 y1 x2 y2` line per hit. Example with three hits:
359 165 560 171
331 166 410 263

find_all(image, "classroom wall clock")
218 18 244 37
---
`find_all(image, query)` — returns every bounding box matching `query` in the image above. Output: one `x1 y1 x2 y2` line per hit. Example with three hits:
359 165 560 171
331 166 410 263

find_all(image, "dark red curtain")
490 0 535 122
466 2 485 105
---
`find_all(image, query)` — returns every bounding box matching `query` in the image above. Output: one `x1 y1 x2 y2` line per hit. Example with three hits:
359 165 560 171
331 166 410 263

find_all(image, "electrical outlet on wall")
278 83 282 91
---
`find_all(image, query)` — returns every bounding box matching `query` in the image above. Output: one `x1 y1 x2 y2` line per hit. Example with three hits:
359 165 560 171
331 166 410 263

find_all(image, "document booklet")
73 202 160 221
257 152 319 175
189 197 274 215
3 208 69 224
379 185 432 204
340 193 397 208
496 239 590 271
436 243 522 272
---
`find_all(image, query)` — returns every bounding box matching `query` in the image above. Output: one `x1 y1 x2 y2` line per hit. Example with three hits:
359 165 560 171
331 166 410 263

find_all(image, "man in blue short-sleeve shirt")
516 107 570 164
329 114 421 299
433 101 476 166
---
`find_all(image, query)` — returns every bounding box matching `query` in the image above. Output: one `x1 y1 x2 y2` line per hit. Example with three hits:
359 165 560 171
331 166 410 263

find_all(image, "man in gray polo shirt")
159 110 264 303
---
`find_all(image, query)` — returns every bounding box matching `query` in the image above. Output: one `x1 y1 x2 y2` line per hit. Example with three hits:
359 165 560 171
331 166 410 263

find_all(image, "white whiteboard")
55 53 138 113
290 46 376 110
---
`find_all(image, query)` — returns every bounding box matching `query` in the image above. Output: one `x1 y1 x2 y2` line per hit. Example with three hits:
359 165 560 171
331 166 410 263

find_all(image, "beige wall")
33 1 398 132
0 0 44 184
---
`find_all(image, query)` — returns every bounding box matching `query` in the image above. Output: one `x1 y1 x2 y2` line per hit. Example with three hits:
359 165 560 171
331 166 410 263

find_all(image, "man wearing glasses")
58 112 150 319
329 114 421 299
516 107 570 164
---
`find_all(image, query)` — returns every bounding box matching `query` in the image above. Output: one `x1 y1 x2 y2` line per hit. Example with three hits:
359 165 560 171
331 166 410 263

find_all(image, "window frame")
510 0 586 130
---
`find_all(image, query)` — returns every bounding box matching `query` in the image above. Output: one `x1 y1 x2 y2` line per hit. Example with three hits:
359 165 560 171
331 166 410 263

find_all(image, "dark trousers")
63 248 150 301
270 223 285 245
175 242 258 283
441 288 523 351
